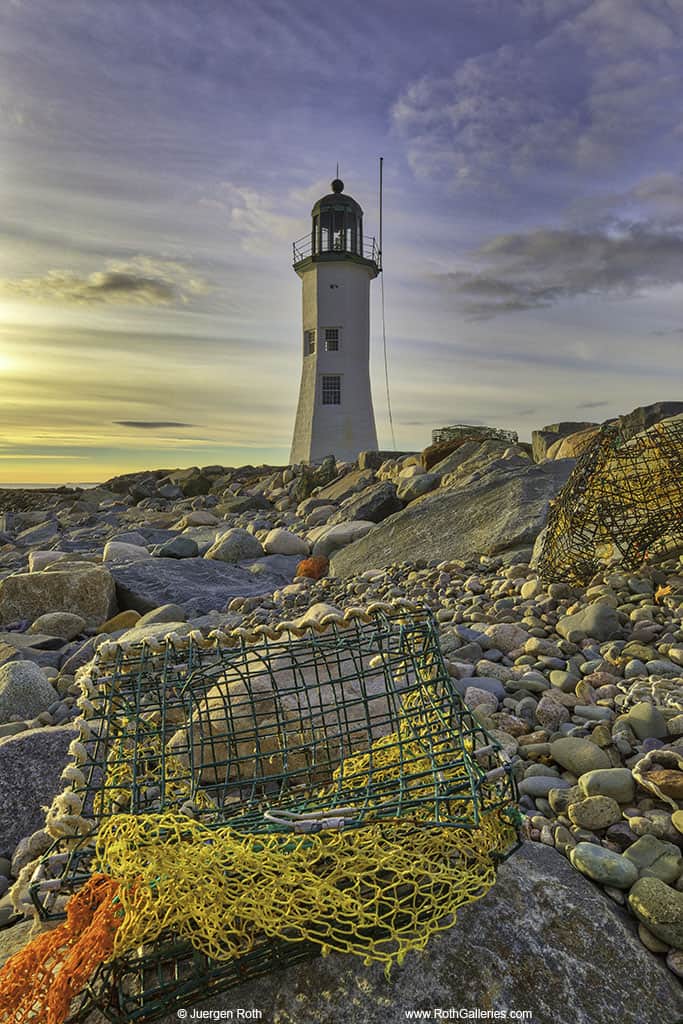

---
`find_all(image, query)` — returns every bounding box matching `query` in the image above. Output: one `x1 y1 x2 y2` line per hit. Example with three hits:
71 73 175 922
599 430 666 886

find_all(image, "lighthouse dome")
309 179 364 258
311 179 363 215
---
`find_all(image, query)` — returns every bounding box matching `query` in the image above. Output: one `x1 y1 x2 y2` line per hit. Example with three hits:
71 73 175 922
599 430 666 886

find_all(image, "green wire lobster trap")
538 415 683 586
23 603 519 1023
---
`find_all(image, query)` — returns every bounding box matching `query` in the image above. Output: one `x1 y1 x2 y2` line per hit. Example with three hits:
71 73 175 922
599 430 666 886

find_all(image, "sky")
1 0 683 484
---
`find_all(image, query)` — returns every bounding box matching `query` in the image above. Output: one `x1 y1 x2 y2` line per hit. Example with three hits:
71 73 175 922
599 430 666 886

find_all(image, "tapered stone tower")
289 177 380 463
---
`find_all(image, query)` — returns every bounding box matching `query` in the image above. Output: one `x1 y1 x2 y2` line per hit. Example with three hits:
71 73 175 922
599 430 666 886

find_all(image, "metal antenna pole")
378 156 395 449
379 156 383 269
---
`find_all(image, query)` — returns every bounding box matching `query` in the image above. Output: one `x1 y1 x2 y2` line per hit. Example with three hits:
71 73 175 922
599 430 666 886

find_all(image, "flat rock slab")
114 844 680 1024
111 557 287 616
0 724 78 853
330 460 575 576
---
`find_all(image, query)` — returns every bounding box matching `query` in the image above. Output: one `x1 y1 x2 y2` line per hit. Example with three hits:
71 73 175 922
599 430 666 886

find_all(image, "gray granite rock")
0 661 57 724
557 603 622 642
26 611 86 641
110 557 285 616
578 768 635 804
629 877 683 949
570 842 639 889
0 725 78 851
549 737 611 774
312 521 376 559
141 843 681 1024
152 536 200 559
617 401 683 440
330 460 574 575
205 528 264 563
329 481 403 525
315 468 376 504
396 472 440 502
0 563 116 628
531 421 598 463
0 920 33 970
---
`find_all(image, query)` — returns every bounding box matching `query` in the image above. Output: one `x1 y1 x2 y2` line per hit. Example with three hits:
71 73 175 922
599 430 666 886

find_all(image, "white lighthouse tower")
289 176 380 463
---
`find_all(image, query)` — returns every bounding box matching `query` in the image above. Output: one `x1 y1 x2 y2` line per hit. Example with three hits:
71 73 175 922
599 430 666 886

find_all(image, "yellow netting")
95 808 512 972
1 608 519 1023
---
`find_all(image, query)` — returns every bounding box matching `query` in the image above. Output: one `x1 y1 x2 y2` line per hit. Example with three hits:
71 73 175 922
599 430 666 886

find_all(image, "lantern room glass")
314 208 363 256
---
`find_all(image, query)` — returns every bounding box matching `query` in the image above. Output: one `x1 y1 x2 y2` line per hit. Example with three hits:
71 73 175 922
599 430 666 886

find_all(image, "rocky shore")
0 401 682 1020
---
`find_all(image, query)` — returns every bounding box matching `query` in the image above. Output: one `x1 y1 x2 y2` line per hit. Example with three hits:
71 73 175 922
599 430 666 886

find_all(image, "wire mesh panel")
537 416 683 586
20 604 519 1024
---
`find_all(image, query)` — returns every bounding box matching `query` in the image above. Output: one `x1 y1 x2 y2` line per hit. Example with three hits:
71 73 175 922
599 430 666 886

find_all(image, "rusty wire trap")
538 415 683 585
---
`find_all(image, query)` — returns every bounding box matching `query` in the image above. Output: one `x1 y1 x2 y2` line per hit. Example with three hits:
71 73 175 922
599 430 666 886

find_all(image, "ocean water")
0 482 101 490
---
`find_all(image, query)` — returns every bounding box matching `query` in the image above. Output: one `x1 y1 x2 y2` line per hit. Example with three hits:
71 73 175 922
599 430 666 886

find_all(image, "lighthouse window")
325 328 339 351
322 374 341 405
305 329 316 354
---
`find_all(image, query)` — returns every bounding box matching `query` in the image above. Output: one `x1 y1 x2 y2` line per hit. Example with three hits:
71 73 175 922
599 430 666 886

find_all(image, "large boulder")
532 421 598 463
328 482 403 525
0 563 116 628
0 725 78 852
421 438 469 471
429 439 490 478
205 529 264 563
396 473 440 503
291 455 338 503
166 467 212 497
311 521 376 559
557 604 622 643
315 468 376 504
110 557 285 616
147 843 681 1024
26 612 86 642
14 520 60 547
103 540 152 562
0 661 57 724
439 443 532 490
547 427 600 460
618 400 683 440
263 529 310 557
330 460 575 576
218 495 273 514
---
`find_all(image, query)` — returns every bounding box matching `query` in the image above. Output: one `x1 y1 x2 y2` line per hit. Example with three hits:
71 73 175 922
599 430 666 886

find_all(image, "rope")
380 267 397 451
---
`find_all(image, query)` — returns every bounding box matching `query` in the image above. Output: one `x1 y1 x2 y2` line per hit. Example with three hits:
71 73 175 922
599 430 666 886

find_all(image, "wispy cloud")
114 420 195 429
0 258 208 307
437 221 683 317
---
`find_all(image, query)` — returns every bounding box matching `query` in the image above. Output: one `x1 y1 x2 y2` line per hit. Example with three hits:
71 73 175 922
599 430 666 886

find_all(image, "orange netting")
0 874 121 1024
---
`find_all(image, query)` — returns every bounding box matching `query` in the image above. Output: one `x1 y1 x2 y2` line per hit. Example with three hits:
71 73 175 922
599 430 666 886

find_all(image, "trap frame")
21 602 519 1023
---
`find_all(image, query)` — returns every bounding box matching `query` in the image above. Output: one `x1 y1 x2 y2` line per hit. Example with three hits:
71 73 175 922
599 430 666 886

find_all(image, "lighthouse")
289 176 380 463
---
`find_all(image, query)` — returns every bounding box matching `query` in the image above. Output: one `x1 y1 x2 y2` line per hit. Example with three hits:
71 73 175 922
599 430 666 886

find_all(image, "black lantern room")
292 178 380 274
311 178 363 256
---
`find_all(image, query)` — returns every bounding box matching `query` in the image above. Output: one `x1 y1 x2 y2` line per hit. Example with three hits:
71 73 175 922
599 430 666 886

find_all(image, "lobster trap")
537 416 683 586
16 603 519 1024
